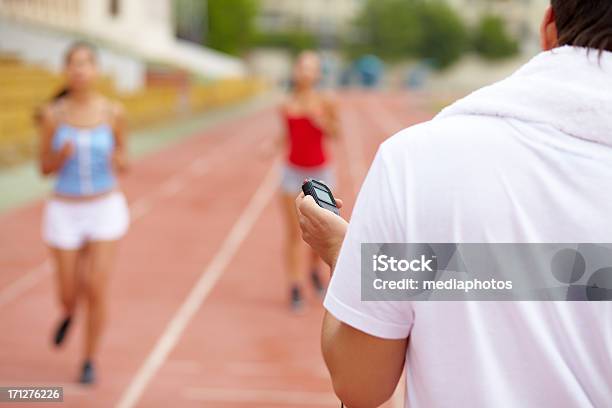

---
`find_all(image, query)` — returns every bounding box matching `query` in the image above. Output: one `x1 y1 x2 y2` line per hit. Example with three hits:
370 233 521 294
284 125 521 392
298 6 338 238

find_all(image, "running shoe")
290 286 304 313
79 360 95 385
310 270 326 298
53 316 72 347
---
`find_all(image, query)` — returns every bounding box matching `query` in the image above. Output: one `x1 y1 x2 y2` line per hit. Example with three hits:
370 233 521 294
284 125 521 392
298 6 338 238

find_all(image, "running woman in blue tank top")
38 42 129 384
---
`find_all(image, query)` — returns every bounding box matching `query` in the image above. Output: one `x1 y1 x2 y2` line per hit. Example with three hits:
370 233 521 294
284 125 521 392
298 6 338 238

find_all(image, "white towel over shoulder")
437 46 612 146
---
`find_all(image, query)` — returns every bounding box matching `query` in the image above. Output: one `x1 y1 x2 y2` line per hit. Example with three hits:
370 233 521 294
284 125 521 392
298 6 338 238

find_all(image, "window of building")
110 0 120 17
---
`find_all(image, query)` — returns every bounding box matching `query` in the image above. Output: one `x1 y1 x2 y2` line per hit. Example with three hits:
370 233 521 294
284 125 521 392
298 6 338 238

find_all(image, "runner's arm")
112 102 129 173
322 93 340 140
38 105 72 175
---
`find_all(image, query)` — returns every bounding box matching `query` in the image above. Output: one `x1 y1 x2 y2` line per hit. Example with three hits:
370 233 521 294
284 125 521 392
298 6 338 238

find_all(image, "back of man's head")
551 0 612 52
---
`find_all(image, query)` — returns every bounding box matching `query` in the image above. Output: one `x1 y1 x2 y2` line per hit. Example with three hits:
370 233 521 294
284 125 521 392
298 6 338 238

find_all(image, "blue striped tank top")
52 121 117 197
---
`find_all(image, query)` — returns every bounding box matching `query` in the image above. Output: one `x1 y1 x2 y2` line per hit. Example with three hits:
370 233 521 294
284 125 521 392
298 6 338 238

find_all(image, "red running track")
0 92 434 408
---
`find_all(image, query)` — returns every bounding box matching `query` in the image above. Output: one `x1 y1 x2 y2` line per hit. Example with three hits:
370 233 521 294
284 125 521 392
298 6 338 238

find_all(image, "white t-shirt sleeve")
324 144 414 340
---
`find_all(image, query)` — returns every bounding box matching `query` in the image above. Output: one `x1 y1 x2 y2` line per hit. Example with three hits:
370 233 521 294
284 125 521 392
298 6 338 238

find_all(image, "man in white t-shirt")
296 2 612 407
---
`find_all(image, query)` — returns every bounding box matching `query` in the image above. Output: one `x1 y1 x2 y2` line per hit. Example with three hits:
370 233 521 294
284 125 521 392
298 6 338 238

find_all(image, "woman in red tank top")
276 51 339 312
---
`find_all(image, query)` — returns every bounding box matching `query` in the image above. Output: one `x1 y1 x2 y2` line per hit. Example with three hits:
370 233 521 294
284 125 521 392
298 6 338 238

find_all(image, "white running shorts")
42 192 130 250
280 163 335 195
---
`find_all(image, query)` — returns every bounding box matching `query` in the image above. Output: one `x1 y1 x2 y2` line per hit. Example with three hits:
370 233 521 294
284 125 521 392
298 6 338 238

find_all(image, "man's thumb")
299 195 323 219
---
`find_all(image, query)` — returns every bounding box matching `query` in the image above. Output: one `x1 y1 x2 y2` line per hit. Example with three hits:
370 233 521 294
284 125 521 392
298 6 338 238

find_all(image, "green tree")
348 0 422 61
473 15 519 60
416 1 468 69
206 0 259 55
346 0 468 69
253 30 318 55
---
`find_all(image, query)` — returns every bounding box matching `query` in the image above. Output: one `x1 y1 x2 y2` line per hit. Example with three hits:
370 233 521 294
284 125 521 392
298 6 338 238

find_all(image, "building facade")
257 0 548 52
257 0 363 38
0 0 245 88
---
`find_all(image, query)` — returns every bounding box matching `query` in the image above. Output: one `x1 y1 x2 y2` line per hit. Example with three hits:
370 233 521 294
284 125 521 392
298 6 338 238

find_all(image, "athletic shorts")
42 192 130 250
280 163 335 195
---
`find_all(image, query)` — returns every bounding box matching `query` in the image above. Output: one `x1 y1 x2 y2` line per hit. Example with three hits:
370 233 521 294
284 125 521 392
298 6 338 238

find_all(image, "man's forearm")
322 237 343 272
321 312 407 408
321 311 379 408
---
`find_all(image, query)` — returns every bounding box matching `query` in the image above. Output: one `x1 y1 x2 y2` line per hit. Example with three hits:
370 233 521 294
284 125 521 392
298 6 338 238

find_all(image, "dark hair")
52 41 98 101
551 0 612 52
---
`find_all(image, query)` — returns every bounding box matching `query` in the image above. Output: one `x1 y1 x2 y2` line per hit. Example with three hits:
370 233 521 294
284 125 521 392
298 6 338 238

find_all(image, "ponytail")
33 87 69 124
51 87 71 101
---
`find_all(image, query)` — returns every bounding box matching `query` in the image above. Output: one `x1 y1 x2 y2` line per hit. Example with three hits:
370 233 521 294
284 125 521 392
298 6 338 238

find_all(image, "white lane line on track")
181 387 338 406
159 177 186 198
115 160 280 408
129 154 211 218
189 157 209 175
128 200 153 222
127 159 211 221
0 261 51 308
